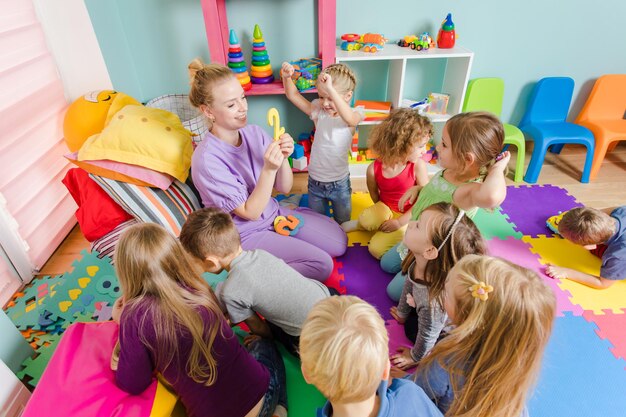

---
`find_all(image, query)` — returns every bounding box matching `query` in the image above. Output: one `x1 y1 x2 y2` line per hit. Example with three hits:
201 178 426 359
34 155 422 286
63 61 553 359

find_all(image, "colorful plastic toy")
340 33 387 53
227 30 251 91
546 211 567 235
266 108 285 141
274 214 304 236
289 57 322 92
421 141 439 165
250 24 274 84
397 33 434 51
437 13 456 49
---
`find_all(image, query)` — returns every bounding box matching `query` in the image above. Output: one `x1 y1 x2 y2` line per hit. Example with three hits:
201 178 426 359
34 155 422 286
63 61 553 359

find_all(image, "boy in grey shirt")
180 208 337 356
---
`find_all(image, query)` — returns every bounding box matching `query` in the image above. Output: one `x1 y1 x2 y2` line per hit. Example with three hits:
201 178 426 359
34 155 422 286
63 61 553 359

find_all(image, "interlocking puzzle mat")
583 310 626 362
499 184 583 237
528 313 626 417
487 236 584 317
337 184 626 416
6 184 626 416
523 235 626 315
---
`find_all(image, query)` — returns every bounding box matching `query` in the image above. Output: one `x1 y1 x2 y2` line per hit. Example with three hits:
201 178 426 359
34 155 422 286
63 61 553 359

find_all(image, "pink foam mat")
487 237 584 317
583 310 626 362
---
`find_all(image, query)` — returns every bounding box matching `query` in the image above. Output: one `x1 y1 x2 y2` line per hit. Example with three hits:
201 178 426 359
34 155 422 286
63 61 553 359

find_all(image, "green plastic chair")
462 78 526 182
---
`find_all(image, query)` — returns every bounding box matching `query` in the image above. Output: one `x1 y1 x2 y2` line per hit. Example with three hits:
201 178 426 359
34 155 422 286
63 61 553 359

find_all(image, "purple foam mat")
500 185 583 237
337 245 395 320
487 237 583 317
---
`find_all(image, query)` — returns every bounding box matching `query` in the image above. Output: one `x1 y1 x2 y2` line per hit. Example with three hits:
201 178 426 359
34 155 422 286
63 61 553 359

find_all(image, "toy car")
397 35 417 48
398 33 435 51
410 33 434 51
341 33 387 53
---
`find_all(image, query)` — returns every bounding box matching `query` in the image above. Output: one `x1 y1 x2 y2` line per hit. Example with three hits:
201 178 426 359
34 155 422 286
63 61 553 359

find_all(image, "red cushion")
62 168 133 241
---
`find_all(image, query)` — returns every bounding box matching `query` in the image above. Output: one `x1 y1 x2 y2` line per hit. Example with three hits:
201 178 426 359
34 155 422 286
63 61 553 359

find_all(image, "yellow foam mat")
523 236 626 315
347 192 375 246
150 376 178 417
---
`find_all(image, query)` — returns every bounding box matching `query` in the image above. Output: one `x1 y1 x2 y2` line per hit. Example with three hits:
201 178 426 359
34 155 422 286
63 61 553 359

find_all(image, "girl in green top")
381 112 510 300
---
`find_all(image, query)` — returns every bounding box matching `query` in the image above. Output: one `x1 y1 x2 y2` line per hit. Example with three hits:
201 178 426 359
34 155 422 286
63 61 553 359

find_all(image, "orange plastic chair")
575 74 626 180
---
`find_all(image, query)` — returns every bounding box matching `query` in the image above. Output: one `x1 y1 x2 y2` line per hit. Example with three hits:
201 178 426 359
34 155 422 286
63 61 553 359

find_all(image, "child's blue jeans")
307 175 352 224
247 338 287 417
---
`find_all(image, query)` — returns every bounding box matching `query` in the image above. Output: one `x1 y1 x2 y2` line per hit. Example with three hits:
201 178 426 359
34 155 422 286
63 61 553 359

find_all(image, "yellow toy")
266 107 285 141
273 214 304 236
546 211 567 235
63 90 140 152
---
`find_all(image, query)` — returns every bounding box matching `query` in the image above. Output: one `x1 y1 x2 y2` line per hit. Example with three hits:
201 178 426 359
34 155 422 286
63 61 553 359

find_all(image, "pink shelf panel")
245 82 317 96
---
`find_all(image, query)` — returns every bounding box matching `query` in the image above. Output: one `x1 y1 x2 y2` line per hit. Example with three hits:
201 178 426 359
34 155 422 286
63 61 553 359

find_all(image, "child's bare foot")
341 220 360 233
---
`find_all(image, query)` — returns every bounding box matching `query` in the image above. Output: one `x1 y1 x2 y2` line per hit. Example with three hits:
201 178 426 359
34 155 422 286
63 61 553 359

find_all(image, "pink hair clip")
469 282 494 301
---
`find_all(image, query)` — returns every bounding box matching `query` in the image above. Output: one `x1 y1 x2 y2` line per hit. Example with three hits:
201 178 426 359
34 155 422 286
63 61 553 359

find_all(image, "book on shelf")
354 100 392 121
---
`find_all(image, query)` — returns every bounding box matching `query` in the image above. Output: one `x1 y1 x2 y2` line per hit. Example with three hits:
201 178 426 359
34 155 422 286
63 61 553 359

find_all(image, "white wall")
33 0 111 102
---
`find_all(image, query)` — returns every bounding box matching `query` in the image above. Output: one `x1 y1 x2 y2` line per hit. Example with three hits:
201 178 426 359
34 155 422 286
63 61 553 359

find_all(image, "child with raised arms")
411 254 556 417
389 202 486 370
380 111 510 275
111 223 287 417
189 59 347 282
342 108 433 259
281 61 364 225
179 207 339 357
299 295 443 417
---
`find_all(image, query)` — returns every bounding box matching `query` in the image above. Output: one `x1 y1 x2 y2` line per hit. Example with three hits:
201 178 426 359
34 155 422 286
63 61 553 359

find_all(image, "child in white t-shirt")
281 62 364 225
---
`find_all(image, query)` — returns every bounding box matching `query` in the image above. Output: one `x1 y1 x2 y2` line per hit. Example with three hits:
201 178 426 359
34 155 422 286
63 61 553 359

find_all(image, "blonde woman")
189 59 347 282
413 255 556 417
112 223 287 417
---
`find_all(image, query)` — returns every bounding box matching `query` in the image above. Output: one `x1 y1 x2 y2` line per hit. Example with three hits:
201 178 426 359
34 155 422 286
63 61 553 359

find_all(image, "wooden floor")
37 143 626 277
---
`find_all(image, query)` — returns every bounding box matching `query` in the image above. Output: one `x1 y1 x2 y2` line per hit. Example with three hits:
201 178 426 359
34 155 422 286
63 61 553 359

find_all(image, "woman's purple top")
115 298 269 417
191 125 279 238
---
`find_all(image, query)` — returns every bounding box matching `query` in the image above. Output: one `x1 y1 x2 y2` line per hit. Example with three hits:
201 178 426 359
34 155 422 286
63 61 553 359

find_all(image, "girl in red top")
343 109 433 259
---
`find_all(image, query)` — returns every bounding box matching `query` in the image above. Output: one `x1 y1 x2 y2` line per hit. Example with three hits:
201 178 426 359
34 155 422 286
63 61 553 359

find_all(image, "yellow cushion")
78 105 193 182
64 90 140 152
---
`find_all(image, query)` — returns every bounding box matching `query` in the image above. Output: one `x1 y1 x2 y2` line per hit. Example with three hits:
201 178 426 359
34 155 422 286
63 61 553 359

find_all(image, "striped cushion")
91 218 141 261
89 174 201 236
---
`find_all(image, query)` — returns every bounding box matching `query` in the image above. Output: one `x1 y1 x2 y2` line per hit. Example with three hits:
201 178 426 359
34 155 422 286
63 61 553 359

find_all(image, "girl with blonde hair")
413 254 556 417
112 223 287 417
389 202 486 370
380 111 510 275
189 58 347 282
281 62 364 225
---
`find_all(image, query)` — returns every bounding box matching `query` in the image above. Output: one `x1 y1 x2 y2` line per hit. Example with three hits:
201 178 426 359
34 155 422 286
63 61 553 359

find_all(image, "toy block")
300 139 312 153
291 143 305 159
292 156 308 170
365 149 377 160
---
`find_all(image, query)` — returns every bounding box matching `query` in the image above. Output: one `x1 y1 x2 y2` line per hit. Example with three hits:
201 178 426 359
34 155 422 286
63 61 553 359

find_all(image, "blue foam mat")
529 313 626 417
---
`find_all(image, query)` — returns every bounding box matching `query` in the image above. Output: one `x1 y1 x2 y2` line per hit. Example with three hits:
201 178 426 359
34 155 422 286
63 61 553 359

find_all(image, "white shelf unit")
336 44 473 177
336 44 474 116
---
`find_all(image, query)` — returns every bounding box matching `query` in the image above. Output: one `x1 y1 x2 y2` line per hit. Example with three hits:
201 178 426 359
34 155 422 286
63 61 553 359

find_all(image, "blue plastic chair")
519 77 595 183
